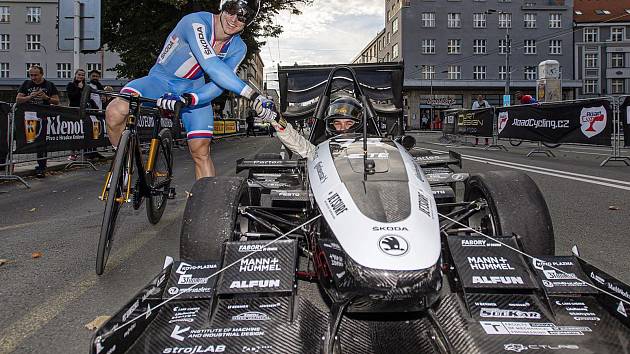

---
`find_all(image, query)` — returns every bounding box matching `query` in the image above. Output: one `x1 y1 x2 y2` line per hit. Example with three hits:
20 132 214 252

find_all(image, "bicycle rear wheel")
96 130 132 275
146 128 173 224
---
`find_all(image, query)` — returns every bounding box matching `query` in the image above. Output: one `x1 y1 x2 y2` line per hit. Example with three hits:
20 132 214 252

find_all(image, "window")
26 7 40 23
387 32 391 44
422 65 436 80
611 53 625 68
583 79 598 94
385 53 390 62
583 28 599 42
549 13 561 28
422 12 435 28
611 79 625 94
473 66 486 80
499 39 511 54
392 18 399 34
392 43 399 59
473 39 486 54
524 13 536 28
524 66 537 80
0 6 9 23
549 40 562 55
524 39 536 54
473 13 486 28
26 34 41 51
499 13 511 28
610 27 625 42
447 65 461 79
499 65 511 80
422 39 435 54
0 63 8 78
585 53 598 68
25 63 41 77
447 13 461 28
57 63 72 79
0 34 8 51
447 39 461 54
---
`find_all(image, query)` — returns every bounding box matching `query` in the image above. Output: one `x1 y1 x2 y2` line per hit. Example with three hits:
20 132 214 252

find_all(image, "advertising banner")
621 96 630 147
0 102 10 156
456 108 494 137
496 99 612 146
214 120 225 135
442 110 457 135
224 120 237 134
13 103 110 154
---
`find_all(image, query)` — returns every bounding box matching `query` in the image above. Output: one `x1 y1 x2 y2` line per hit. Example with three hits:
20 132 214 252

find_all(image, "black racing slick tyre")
464 170 555 256
146 129 173 224
97 130 132 275
180 177 248 262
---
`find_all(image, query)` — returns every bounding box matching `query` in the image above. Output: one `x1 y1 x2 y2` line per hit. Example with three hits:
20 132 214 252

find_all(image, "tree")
103 0 309 79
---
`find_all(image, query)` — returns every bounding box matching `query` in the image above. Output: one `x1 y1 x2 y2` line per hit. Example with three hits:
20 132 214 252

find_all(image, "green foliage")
103 0 310 79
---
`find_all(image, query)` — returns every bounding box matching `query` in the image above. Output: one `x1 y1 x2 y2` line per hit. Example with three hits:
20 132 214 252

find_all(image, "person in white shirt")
471 95 490 145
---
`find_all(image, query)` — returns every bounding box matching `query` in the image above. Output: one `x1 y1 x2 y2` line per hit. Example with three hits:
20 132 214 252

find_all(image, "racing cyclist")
105 0 273 179
260 96 364 159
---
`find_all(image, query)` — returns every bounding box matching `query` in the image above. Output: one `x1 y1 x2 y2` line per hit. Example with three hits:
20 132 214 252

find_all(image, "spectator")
102 86 114 109
16 65 60 178
245 108 256 137
515 91 538 105
421 113 429 130
66 69 86 161
472 95 491 145
472 94 490 110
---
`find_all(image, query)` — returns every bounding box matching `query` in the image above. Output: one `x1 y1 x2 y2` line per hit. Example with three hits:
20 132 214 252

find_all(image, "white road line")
427 148 630 191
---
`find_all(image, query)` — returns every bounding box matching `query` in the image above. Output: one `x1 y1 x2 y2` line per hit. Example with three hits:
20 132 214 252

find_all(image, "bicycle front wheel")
146 128 173 224
97 130 132 275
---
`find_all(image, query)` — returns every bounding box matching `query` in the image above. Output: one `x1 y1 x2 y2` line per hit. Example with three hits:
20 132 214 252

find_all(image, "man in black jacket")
66 69 86 108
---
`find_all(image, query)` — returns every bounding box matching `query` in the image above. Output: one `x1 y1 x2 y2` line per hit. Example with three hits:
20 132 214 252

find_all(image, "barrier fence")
0 102 245 188
442 96 629 166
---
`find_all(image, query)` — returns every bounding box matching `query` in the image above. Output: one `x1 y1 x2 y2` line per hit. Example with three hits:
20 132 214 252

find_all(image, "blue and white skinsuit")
121 12 255 139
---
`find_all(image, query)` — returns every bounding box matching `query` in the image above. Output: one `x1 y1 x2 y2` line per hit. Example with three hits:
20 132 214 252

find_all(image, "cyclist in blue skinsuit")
105 0 272 179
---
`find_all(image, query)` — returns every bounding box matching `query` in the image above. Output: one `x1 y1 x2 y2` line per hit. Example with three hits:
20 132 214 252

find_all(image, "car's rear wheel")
464 170 555 255
180 177 249 262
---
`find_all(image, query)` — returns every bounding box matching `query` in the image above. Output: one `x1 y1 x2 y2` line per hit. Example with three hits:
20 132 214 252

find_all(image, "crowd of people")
3 65 112 178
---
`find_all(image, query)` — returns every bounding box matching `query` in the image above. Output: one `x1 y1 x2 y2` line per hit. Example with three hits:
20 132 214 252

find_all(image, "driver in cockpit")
261 96 363 159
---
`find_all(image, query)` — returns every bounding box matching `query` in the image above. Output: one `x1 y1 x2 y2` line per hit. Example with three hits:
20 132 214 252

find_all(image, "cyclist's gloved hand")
157 93 188 111
252 95 286 129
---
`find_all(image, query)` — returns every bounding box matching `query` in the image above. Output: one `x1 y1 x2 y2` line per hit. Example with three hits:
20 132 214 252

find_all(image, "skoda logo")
378 235 409 256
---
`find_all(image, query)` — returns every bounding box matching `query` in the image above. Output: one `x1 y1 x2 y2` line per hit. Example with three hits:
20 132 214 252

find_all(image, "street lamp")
486 9 510 96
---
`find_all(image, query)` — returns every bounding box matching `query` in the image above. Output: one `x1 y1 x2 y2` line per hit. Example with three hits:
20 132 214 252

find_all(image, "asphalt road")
0 132 629 353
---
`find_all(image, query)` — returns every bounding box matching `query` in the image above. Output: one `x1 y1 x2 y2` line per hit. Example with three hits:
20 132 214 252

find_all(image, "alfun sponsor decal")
580 106 607 138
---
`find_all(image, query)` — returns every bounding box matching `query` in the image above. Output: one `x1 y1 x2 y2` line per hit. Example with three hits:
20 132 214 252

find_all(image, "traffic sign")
58 0 102 51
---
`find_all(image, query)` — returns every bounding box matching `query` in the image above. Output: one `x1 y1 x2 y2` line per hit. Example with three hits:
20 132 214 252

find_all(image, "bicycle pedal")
167 187 176 199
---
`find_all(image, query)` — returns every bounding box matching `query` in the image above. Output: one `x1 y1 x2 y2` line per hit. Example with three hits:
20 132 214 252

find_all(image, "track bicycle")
79 86 182 275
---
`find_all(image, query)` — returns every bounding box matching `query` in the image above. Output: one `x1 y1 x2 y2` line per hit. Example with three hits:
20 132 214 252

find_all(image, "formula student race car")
92 65 630 354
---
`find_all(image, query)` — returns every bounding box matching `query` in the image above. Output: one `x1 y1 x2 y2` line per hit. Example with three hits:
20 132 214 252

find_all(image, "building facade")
355 0 582 129
232 50 264 119
573 1 630 97
0 0 123 102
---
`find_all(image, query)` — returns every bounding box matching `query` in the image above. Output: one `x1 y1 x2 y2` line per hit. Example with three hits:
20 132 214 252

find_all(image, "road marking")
0 209 182 354
427 148 630 191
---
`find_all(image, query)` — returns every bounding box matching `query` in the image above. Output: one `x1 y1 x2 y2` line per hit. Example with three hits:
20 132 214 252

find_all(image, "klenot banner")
13 103 110 154
496 99 612 146
0 102 10 155
621 96 630 147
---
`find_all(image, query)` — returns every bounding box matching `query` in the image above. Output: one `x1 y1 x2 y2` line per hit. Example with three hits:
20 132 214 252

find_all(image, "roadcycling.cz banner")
13 103 110 154
496 99 612 146
621 96 630 147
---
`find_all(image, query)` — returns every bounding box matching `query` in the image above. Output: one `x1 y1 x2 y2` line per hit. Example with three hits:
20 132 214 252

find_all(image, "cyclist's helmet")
324 96 363 136
220 0 261 27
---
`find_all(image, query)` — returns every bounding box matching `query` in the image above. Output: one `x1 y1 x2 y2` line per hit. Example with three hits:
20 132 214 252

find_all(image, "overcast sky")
260 0 384 85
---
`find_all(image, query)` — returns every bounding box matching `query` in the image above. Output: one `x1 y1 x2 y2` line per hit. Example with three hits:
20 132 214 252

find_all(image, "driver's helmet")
324 96 363 136
219 0 261 27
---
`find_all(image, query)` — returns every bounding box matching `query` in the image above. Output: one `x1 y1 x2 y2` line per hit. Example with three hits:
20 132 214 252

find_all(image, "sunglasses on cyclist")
222 2 252 24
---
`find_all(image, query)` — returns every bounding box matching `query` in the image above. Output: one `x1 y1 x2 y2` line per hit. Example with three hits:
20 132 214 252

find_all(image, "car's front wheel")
180 176 249 262
464 170 555 255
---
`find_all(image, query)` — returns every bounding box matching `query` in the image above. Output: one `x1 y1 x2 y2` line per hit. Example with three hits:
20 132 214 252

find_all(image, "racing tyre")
464 170 555 255
146 129 173 224
180 177 248 262
97 130 132 275
508 138 522 147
